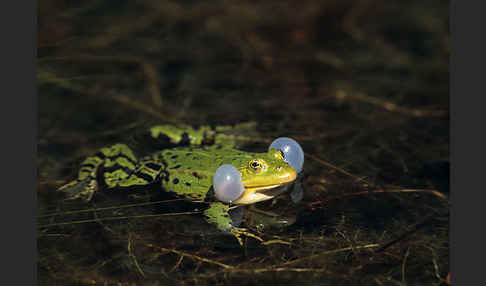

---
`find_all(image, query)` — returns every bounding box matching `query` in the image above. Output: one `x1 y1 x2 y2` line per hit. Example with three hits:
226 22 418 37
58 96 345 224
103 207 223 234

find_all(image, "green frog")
57 123 299 244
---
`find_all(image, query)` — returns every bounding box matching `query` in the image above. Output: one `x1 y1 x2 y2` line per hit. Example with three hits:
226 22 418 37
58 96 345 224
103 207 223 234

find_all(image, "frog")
57 122 299 245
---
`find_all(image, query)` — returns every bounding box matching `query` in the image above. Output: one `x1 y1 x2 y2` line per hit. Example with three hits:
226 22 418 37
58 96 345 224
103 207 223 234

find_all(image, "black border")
1 0 37 285
451 0 484 285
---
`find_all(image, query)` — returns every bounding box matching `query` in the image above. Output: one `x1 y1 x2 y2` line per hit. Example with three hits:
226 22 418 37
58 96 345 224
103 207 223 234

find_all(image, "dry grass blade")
145 244 234 269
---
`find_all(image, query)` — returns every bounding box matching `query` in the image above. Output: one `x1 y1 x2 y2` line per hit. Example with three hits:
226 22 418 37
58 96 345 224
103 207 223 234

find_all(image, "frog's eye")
269 137 304 173
213 164 244 203
248 159 265 173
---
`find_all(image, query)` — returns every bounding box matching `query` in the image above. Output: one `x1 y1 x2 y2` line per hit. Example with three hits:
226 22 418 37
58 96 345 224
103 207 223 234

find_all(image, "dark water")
38 1 449 285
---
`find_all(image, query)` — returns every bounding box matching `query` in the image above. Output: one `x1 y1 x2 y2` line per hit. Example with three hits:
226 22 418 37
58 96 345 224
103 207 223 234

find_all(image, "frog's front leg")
203 202 263 246
57 144 159 201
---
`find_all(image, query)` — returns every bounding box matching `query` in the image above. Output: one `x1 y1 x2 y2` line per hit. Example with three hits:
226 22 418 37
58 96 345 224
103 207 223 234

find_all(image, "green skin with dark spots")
58 123 298 234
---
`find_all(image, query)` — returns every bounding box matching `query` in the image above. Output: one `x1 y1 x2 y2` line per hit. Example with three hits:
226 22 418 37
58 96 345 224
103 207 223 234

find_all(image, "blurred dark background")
37 0 449 285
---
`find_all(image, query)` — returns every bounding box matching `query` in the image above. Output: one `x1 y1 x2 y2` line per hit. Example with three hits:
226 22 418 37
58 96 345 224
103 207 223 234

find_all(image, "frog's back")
158 147 254 201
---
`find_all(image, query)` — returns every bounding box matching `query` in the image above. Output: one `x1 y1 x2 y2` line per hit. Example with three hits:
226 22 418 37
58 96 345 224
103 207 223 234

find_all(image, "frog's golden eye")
249 159 266 173
250 160 261 169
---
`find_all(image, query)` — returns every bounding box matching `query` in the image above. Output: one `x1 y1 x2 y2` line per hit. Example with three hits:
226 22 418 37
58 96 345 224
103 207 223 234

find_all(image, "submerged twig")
37 70 178 124
261 239 292 246
227 267 333 274
170 255 185 272
401 247 410 285
145 243 234 269
107 94 177 123
187 267 336 282
141 62 163 108
38 211 201 228
374 211 448 253
305 153 371 185
280 243 379 266
38 199 185 218
334 91 448 118
128 233 146 278
308 188 448 210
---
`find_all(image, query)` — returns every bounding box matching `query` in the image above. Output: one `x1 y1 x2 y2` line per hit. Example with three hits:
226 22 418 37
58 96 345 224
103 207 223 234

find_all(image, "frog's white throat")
231 184 290 205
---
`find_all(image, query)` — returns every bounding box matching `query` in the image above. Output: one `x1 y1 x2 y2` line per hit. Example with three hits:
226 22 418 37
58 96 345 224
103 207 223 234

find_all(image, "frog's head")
231 148 297 204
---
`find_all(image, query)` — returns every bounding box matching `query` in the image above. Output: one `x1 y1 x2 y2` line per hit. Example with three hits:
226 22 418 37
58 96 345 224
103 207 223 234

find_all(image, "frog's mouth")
231 184 291 205
232 172 297 205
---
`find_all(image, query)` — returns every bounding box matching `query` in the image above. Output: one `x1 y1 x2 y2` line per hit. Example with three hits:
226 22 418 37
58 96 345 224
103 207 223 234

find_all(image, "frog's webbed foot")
57 178 98 202
203 202 265 246
230 227 264 246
